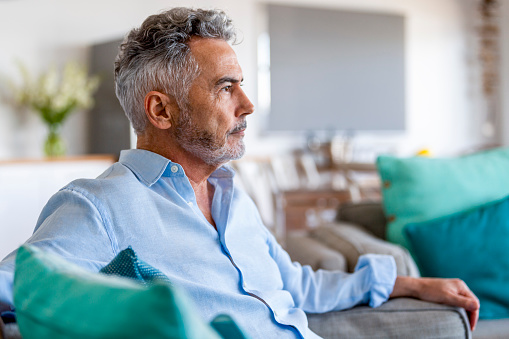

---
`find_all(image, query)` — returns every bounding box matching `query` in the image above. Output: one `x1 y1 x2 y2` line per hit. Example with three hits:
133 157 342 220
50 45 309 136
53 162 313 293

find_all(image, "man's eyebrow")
215 77 244 87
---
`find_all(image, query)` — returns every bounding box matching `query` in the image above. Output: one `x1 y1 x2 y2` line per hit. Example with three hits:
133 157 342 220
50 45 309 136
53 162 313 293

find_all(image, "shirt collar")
119 149 235 187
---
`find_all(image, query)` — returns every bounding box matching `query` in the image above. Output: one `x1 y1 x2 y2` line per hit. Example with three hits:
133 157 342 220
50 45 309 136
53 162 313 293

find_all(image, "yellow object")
416 149 433 157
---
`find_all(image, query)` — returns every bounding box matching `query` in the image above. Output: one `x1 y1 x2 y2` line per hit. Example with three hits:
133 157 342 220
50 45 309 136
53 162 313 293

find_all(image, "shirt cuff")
354 254 397 308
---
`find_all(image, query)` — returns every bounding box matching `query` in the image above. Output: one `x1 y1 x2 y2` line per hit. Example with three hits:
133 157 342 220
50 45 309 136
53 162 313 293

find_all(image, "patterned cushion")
99 246 171 285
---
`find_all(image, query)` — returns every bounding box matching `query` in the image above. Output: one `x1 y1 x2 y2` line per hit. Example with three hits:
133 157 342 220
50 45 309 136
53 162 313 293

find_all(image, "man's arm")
264 222 397 313
390 276 480 331
0 186 115 305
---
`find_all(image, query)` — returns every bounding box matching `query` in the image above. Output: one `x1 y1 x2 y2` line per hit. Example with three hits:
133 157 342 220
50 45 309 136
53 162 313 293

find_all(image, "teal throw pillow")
405 195 509 319
13 245 222 339
210 314 250 339
377 147 509 249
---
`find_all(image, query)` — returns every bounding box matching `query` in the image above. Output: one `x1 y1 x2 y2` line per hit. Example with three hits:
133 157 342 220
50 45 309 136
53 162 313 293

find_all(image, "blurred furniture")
231 156 285 240
232 152 380 239
0 155 115 259
286 202 419 277
89 39 131 157
331 161 380 201
282 189 350 231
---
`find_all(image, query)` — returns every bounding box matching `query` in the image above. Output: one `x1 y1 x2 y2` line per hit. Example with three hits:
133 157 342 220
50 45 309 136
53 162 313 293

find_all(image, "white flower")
11 61 100 125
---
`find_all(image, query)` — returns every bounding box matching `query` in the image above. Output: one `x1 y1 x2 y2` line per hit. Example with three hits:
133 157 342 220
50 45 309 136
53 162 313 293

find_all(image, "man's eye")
222 85 232 92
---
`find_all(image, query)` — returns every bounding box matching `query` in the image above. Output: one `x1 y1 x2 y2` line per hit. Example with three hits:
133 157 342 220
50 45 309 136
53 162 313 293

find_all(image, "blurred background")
0 0 508 256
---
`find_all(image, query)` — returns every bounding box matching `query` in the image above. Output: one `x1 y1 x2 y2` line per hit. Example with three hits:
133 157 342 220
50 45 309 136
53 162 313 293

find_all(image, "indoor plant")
13 62 100 157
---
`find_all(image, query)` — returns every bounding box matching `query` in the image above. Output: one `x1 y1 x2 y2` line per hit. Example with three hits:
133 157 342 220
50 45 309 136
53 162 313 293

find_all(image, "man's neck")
136 133 221 228
136 132 221 185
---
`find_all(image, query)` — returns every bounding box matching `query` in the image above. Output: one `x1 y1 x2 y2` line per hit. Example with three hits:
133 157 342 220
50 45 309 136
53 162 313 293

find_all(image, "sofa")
286 201 509 339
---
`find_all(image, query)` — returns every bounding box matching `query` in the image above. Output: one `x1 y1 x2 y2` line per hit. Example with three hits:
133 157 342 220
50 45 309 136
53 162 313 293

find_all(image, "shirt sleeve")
0 186 116 306
0 260 14 306
266 231 397 313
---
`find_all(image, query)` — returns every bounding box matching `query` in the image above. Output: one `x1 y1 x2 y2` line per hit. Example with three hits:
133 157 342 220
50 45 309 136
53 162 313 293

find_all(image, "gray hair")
114 7 236 134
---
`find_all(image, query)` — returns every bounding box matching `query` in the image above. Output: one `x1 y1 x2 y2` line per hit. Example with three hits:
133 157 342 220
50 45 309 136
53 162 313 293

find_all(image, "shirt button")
170 165 178 173
187 202 193 207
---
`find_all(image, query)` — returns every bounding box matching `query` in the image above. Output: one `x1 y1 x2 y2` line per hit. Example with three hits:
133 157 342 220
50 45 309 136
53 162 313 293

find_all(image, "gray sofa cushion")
285 233 348 271
307 297 470 339
473 318 509 339
310 222 420 277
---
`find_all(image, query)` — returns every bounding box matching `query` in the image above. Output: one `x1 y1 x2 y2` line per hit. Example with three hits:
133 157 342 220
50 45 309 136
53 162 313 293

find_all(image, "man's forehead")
188 37 242 81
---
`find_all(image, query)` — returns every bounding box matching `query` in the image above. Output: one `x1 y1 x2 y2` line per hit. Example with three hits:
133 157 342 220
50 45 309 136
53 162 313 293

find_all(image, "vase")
44 124 66 157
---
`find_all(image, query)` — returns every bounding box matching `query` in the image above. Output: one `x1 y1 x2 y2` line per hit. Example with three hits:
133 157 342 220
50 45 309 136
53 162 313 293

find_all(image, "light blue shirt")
0 149 396 338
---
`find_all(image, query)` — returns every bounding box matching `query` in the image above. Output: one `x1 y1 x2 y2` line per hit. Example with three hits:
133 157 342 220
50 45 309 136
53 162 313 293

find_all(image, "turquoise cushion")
13 245 223 339
210 314 249 339
405 195 509 319
377 147 509 249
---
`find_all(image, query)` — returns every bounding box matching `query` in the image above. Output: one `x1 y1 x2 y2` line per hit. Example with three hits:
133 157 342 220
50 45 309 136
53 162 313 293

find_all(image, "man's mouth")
229 121 247 135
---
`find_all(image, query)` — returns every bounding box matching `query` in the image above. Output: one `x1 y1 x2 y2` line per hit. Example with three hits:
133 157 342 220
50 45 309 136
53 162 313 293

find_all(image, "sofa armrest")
307 297 471 339
285 233 348 271
310 222 420 277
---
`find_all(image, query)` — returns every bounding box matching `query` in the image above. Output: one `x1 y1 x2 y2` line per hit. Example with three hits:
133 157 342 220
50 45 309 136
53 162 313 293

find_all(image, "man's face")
174 38 254 166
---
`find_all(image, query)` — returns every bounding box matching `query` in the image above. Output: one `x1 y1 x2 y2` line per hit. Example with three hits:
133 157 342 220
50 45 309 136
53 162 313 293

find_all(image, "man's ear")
144 91 178 130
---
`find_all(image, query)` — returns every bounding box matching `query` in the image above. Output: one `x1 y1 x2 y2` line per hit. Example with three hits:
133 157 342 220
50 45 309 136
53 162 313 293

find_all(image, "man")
0 7 478 338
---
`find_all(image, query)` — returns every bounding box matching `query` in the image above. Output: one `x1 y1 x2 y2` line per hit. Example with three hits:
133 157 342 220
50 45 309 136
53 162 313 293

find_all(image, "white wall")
0 0 503 159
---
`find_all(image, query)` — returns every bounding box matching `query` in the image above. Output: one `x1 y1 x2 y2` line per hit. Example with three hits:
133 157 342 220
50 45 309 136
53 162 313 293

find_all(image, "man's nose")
236 88 255 117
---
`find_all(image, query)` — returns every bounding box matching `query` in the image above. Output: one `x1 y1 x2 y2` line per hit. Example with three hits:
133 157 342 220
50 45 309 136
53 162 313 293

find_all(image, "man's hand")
390 276 480 331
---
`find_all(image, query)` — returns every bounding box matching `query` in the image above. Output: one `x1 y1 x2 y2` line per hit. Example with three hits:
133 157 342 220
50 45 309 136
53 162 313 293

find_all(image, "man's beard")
174 109 246 166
